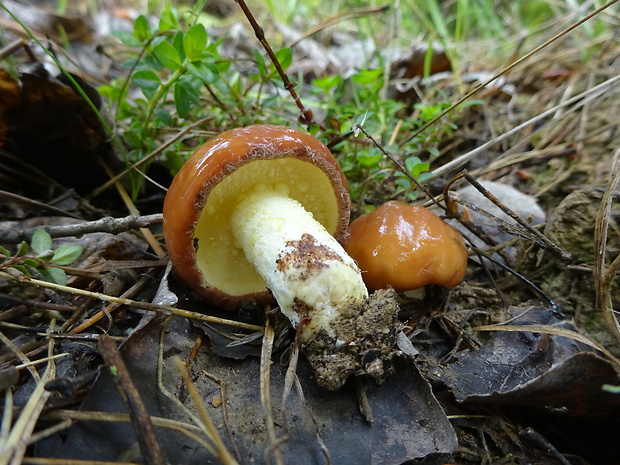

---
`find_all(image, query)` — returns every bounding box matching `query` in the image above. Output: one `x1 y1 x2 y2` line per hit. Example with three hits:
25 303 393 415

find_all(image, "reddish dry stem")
235 0 314 126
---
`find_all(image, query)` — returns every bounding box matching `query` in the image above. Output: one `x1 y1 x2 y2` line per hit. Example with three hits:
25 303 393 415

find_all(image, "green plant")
98 4 301 196
96 0 485 206
0 230 83 285
307 70 468 204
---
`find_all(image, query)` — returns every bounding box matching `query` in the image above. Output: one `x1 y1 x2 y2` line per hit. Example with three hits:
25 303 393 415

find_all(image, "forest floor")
0 1 619 464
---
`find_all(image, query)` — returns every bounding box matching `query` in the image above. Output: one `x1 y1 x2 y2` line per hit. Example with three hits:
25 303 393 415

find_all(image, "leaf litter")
0 1 619 464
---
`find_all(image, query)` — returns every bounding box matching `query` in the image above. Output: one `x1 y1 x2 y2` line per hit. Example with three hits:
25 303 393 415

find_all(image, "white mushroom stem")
231 186 368 340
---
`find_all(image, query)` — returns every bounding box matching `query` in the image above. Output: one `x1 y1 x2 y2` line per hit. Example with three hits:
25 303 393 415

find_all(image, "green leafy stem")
0 230 83 285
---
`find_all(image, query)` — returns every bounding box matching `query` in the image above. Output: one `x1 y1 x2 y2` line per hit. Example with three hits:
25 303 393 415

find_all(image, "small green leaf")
133 15 151 42
0 246 10 258
312 75 341 92
357 148 382 168
187 62 215 84
159 5 179 31
395 174 412 190
352 69 383 85
51 245 83 266
13 264 31 276
184 24 207 60
418 171 435 183
42 267 67 285
143 53 164 72
23 258 40 268
112 30 141 47
427 147 440 157
154 108 173 126
174 81 190 118
153 41 182 70
172 31 186 63
132 70 161 92
274 47 293 72
31 229 52 255
405 190 420 201
405 156 430 179
16 241 29 257
253 49 267 75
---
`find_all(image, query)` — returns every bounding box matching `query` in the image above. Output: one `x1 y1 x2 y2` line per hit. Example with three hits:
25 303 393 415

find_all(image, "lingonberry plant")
0 230 83 285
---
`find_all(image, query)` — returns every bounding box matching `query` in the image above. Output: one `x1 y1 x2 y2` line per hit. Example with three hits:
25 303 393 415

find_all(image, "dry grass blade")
260 315 285 465
433 74 620 178
0 272 264 332
474 324 620 367
399 0 620 147
594 147 620 343
156 321 239 462
286 5 389 48
172 357 240 465
0 339 56 465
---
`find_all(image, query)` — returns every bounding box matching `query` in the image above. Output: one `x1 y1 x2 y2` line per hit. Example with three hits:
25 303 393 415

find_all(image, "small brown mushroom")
345 200 468 292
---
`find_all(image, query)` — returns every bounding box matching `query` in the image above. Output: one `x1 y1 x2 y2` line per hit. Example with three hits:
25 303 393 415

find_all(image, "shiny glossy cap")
345 201 468 292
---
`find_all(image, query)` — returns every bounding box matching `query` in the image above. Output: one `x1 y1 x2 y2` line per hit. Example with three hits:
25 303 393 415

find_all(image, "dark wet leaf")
431 306 620 417
56 315 457 464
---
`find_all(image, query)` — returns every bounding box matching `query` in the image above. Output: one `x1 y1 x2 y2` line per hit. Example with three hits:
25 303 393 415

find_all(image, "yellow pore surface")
193 158 340 296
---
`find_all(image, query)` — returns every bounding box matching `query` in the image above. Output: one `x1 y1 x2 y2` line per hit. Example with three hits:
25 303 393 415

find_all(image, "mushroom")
163 126 399 390
344 200 468 293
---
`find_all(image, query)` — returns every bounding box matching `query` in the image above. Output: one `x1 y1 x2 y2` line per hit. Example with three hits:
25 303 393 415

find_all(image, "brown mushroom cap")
344 201 468 292
163 125 351 310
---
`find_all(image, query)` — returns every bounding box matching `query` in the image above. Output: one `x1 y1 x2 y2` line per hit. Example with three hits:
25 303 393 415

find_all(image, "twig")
0 271 265 332
99 335 166 465
444 171 570 260
173 358 240 465
235 0 314 126
0 190 83 221
260 314 286 465
0 214 163 245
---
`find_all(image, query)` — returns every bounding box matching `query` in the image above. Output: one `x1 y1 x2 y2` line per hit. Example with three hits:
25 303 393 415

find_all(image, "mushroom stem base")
232 189 401 390
231 188 368 338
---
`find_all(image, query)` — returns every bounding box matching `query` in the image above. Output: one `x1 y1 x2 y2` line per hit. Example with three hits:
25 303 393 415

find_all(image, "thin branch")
235 0 314 126
99 335 166 465
0 214 163 244
0 272 264 333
